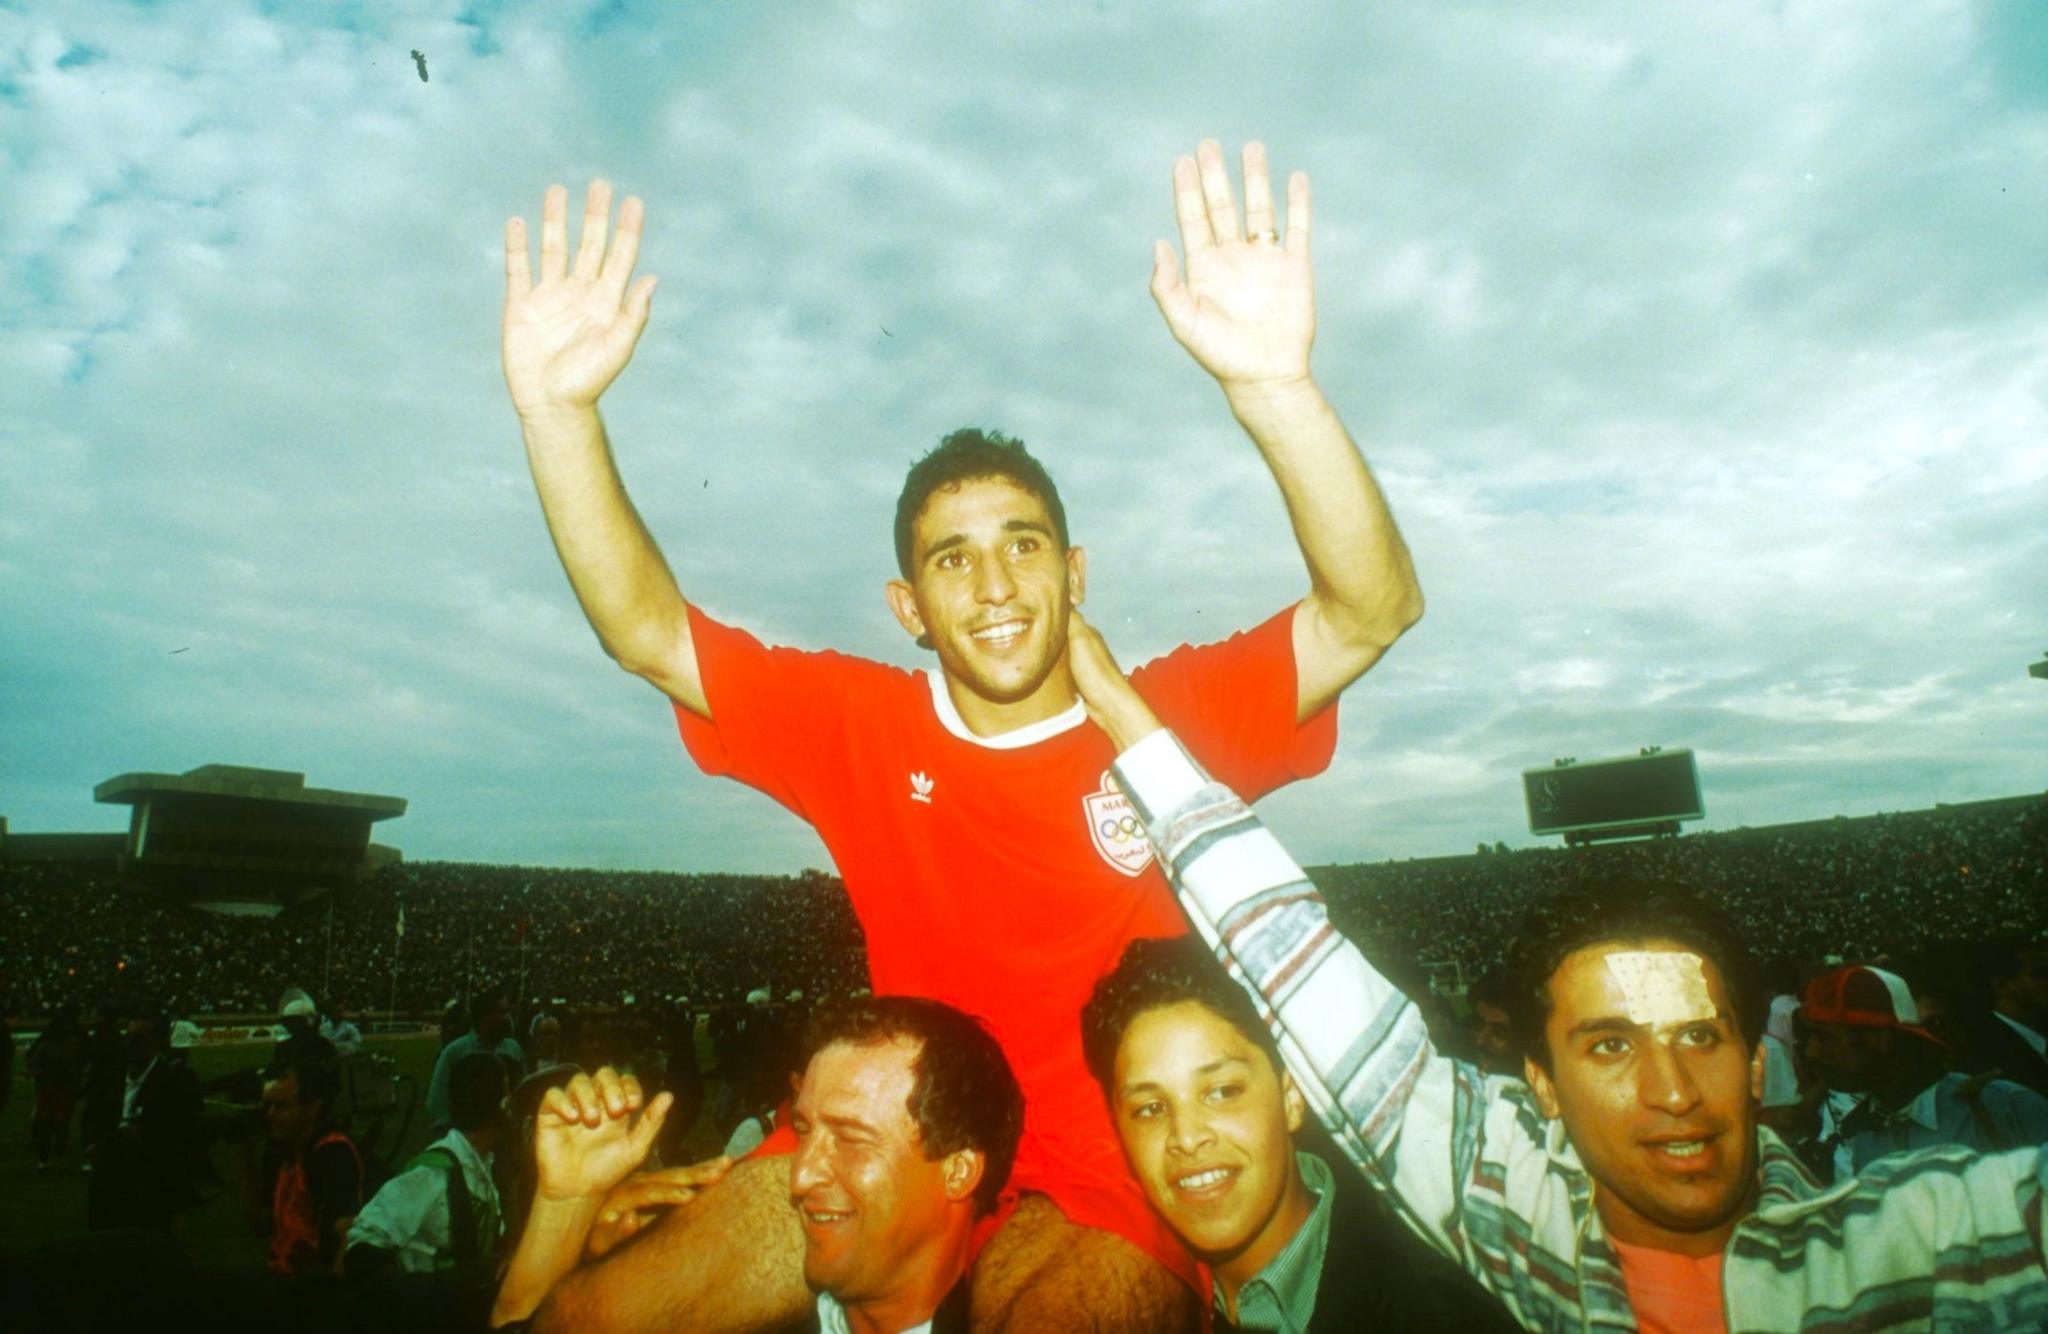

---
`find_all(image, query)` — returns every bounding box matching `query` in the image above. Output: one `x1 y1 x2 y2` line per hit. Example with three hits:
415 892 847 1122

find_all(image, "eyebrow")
1118 1055 1252 1098
921 518 1056 565
1565 1012 1721 1042
1564 1016 1644 1041
818 1112 881 1137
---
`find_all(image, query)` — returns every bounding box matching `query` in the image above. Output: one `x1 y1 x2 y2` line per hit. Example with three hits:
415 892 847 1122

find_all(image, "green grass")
1 1034 730 1267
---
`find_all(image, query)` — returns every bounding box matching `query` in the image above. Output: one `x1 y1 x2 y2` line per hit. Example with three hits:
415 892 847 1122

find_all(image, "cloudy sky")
4 0 2044 875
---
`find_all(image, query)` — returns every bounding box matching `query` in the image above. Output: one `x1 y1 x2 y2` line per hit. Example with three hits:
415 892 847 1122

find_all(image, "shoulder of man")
1313 1153 1521 1333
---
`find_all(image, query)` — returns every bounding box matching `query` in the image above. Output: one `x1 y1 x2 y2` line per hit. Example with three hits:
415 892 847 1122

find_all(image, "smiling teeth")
972 622 1026 645
1178 1168 1231 1190
1659 1141 1706 1157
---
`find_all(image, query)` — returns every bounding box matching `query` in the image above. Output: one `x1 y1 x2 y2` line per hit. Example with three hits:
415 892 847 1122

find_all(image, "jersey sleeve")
1130 604 1336 801
673 606 897 821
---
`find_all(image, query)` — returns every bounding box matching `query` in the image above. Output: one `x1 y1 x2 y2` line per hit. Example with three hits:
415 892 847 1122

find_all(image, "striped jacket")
1113 731 2048 1333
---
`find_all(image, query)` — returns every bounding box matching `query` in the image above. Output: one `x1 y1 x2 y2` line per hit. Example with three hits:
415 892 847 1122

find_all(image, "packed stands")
4 793 2042 1019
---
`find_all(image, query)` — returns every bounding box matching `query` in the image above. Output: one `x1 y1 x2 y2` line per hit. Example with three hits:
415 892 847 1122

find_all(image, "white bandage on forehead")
1604 952 1715 1028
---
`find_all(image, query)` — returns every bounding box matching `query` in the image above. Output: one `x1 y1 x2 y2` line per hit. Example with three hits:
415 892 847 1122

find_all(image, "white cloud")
3 0 2043 872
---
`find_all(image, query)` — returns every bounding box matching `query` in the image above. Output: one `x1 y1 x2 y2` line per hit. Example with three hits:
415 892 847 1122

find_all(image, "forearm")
519 406 703 711
1112 729 1468 1245
493 1193 604 1328
1223 378 1423 661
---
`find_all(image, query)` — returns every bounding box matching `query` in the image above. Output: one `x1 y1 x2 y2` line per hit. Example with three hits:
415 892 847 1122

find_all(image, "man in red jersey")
502 140 1423 1331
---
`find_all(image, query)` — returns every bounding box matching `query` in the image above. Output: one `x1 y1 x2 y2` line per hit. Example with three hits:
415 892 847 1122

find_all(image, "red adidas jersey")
675 604 1335 1216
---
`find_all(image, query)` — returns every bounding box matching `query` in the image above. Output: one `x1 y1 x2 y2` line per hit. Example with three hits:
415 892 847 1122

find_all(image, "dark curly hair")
1505 876 1762 1071
1080 935 1284 1096
800 996 1024 1215
893 427 1069 580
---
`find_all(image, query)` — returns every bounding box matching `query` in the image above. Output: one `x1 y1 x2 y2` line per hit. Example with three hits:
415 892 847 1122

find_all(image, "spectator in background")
529 1012 567 1072
1902 942 2048 1101
1803 964 2048 1179
321 997 364 1058
427 986 524 1136
1465 970 1520 1078
78 1002 126 1162
87 1003 202 1231
348 1051 508 1279
262 1046 363 1275
28 1003 87 1170
167 1009 203 1052
1 1009 13 1123
1986 939 2048 1086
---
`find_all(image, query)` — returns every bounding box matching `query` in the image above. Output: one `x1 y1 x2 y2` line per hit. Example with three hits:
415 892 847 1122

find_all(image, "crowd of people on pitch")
6 979 841 1328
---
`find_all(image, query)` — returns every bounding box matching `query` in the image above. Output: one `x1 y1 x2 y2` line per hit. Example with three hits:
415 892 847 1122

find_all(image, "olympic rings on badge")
1098 815 1142 842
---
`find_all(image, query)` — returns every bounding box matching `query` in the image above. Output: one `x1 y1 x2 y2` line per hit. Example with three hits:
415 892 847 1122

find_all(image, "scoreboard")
1522 750 1703 837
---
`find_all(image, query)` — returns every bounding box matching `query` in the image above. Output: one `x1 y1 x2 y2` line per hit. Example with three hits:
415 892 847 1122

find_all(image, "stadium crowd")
0 860 870 1019
6 794 2040 1027
1319 794 2048 994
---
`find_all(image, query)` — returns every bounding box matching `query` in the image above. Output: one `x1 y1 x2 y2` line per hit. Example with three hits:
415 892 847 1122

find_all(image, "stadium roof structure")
94 764 406 819
92 764 406 909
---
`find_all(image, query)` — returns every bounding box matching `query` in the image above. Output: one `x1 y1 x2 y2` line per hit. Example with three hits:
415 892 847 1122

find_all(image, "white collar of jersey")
924 669 1086 749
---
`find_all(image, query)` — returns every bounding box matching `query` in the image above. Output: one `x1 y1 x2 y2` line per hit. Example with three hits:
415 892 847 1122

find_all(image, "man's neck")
1212 1159 1316 1317
1595 1175 1756 1259
837 1222 972 1334
941 667 1080 738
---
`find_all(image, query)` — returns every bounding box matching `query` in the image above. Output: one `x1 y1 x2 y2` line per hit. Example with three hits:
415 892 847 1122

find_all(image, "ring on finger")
1250 228 1279 245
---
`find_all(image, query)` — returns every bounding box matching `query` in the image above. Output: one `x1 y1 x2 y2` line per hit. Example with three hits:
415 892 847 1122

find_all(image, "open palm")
1151 141 1315 390
503 181 658 417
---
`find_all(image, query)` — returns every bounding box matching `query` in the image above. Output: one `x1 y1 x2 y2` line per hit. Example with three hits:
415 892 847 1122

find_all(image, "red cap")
1801 965 1940 1045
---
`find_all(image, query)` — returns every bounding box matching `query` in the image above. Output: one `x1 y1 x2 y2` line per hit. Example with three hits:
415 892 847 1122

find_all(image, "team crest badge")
1083 770 1153 877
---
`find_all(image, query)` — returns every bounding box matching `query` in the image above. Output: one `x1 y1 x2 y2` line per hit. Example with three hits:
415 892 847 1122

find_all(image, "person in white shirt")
347 1052 509 1276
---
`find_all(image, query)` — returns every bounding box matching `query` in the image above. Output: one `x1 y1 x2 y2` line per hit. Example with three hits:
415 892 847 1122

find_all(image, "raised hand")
1151 141 1315 393
1065 611 1162 753
503 181 658 419
532 1066 673 1206
584 1157 733 1260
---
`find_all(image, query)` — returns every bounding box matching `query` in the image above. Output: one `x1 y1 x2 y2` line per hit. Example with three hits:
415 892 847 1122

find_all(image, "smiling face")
1523 940 1766 1257
885 476 1086 736
788 1038 963 1310
1111 1000 1312 1287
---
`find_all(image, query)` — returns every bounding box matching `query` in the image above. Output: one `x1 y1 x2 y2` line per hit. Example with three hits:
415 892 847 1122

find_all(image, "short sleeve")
348 1165 439 1254
1131 605 1336 802
674 607 905 821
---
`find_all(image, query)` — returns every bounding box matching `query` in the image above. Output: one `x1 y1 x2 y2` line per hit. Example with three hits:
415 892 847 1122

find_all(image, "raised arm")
1067 617 1476 1257
1153 142 1423 721
502 182 706 716
491 1067 697 1326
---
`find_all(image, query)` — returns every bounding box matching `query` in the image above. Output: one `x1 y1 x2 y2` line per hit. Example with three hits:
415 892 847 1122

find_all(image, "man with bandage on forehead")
1062 614 2048 1333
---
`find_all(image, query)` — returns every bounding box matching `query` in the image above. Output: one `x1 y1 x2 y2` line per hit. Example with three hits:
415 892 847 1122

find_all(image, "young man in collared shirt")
1082 934 1522 1332
348 1051 509 1277
1064 614 2048 1333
